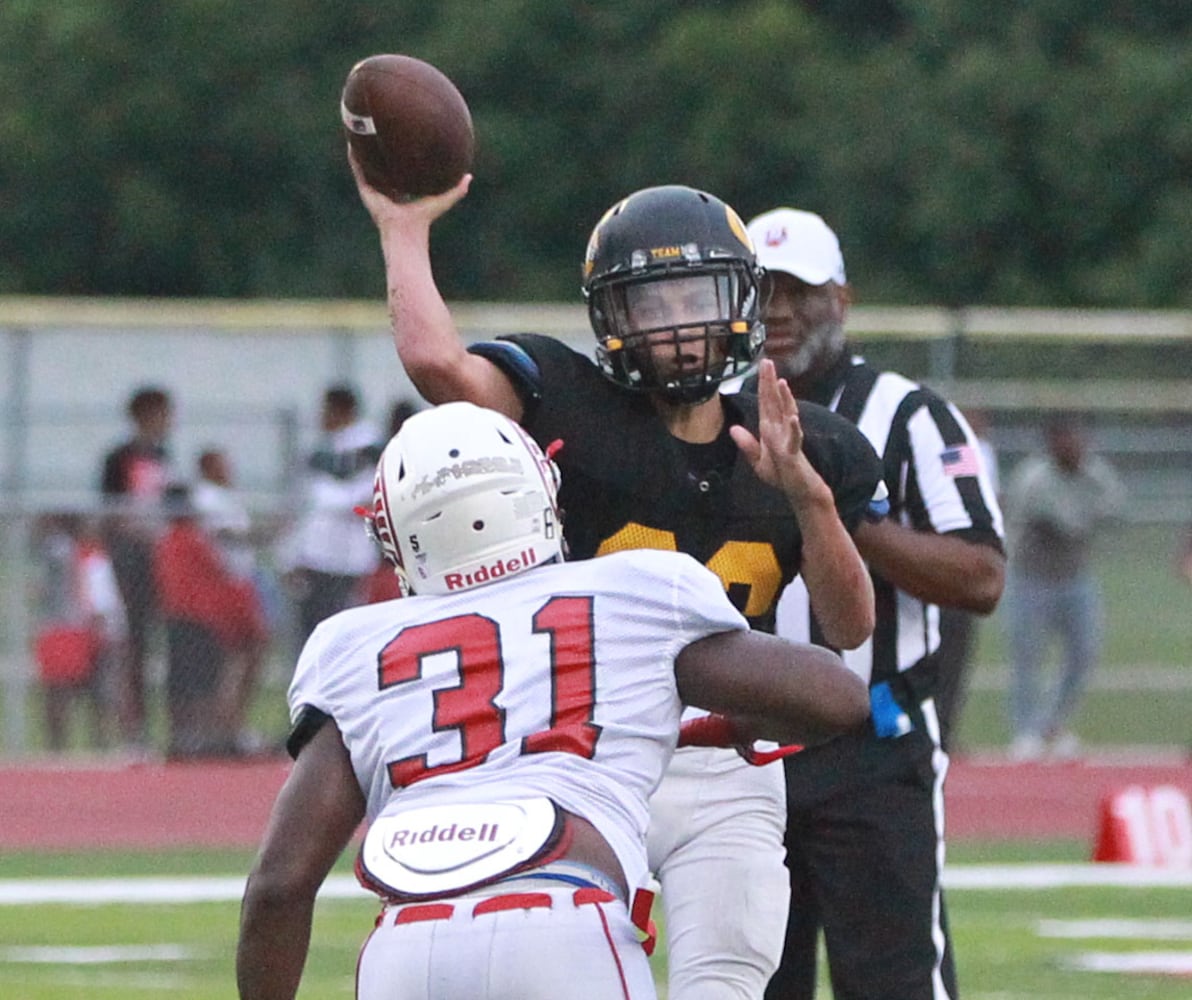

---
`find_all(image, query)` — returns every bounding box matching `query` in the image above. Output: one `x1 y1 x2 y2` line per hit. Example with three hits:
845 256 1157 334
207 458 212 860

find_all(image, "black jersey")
473 334 884 633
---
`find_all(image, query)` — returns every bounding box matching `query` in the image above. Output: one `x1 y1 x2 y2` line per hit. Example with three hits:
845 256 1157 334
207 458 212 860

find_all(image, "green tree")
0 0 1188 305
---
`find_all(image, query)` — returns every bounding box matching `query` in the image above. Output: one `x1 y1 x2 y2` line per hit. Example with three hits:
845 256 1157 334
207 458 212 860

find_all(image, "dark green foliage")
0 1 1188 304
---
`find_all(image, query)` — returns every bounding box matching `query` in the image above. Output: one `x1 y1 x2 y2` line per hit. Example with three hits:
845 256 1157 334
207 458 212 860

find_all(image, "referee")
744 208 1006 1000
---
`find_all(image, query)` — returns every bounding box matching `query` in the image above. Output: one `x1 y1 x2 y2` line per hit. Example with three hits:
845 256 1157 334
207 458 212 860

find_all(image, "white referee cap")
746 208 847 286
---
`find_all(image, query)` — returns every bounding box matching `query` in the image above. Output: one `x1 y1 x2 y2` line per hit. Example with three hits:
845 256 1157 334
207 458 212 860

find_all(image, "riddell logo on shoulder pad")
445 548 538 590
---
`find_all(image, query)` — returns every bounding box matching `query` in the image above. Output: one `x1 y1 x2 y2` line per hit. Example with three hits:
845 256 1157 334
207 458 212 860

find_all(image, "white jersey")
288 548 748 890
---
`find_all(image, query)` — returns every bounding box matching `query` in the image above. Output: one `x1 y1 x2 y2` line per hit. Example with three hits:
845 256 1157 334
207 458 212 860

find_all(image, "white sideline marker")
1039 918 1192 940
1064 951 1192 975
943 863 1192 889
0 944 195 964
1 865 1191 907
0 874 367 906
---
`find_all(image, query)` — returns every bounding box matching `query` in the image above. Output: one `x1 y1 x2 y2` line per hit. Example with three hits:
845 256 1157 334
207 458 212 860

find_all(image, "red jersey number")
379 597 601 789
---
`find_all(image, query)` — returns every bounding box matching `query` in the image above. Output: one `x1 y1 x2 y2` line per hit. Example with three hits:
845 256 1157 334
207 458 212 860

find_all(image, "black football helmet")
582 185 765 404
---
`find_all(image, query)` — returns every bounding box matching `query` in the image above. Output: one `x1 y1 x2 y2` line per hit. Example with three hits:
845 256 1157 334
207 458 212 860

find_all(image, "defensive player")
744 207 1006 1000
350 163 886 999
236 402 871 1000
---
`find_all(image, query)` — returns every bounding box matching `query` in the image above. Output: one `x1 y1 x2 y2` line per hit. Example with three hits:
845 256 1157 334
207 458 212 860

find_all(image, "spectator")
237 401 869 1000
935 407 1002 752
276 385 383 645
192 449 272 753
99 385 175 751
154 484 268 758
385 396 420 438
745 206 1005 1000
1003 413 1125 761
193 449 258 581
31 512 126 751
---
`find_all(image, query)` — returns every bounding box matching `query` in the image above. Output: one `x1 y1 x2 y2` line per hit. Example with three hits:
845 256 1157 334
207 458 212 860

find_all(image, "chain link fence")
2 301 1190 757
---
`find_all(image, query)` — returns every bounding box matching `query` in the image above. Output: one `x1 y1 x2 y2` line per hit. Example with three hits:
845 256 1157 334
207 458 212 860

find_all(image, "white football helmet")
367 401 564 596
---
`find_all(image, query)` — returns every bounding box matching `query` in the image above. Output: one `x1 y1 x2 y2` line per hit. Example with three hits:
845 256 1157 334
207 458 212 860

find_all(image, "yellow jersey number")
596 524 782 618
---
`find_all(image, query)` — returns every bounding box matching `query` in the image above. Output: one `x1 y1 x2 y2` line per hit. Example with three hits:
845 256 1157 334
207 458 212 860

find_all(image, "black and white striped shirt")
774 356 1004 694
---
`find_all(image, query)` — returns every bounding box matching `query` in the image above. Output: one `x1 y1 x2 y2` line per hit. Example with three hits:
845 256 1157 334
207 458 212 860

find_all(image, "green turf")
3 840 1191 1000
948 885 1192 1000
0 897 372 1000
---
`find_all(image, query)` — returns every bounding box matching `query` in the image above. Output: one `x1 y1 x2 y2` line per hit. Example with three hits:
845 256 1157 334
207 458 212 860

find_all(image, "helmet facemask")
590 264 764 404
583 185 765 403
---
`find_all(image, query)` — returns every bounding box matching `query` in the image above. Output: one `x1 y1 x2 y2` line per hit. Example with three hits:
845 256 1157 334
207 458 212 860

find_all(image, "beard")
768 318 847 383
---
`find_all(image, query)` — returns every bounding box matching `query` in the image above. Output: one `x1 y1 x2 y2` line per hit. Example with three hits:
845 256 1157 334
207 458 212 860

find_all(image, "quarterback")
351 163 886 999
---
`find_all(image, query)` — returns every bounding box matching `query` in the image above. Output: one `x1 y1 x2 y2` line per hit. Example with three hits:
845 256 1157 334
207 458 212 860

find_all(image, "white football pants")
358 884 656 1000
647 747 789 1000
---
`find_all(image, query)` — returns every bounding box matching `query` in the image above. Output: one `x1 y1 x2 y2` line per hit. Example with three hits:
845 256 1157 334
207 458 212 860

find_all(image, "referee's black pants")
765 726 957 1000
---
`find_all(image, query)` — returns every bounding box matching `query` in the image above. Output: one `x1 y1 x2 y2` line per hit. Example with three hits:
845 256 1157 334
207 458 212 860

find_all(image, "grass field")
2 843 1192 999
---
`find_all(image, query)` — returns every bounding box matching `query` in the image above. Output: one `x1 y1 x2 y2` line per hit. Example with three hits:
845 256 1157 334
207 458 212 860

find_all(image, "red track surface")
0 753 1189 852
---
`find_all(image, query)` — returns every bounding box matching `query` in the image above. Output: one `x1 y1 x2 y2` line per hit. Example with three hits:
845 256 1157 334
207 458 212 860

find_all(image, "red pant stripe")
472 891 553 916
393 903 456 924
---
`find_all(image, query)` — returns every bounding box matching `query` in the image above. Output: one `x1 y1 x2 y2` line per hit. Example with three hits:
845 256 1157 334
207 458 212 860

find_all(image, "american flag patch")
940 444 981 478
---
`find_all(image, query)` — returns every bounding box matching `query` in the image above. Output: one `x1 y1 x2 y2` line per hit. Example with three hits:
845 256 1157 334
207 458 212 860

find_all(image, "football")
340 54 474 200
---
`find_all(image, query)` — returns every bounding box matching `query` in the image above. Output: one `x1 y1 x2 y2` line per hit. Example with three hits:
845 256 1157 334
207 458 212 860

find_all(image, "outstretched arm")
349 151 523 418
731 360 875 648
237 720 365 1000
675 629 869 747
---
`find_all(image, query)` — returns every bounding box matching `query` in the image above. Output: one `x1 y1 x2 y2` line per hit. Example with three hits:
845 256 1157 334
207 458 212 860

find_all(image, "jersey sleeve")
905 393 1004 546
285 705 331 759
469 334 594 427
467 339 544 411
797 402 886 533
287 623 334 727
670 554 750 640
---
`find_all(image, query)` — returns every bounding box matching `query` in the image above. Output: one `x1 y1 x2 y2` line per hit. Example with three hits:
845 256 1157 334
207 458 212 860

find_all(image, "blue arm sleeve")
467 340 543 409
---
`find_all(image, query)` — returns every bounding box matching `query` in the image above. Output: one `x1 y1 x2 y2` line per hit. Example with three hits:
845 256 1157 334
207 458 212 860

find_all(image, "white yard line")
0 944 196 963
944 864 1192 889
1039 918 1192 939
1063 951 1192 975
1 865 1191 905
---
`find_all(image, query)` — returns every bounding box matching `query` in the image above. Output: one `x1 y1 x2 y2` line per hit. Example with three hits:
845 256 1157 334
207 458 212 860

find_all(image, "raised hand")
348 145 472 228
730 359 829 510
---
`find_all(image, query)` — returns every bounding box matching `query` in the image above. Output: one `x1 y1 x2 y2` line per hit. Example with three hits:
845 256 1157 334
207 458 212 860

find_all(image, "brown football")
340 54 474 199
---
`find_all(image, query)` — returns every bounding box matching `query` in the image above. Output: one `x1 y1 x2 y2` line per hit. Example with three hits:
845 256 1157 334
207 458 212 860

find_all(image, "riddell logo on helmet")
444 547 538 590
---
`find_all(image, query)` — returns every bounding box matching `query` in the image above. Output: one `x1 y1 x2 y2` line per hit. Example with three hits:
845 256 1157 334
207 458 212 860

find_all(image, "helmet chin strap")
659 379 719 405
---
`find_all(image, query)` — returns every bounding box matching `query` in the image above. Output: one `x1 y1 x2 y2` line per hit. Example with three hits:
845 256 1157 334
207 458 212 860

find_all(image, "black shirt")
476 334 884 633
